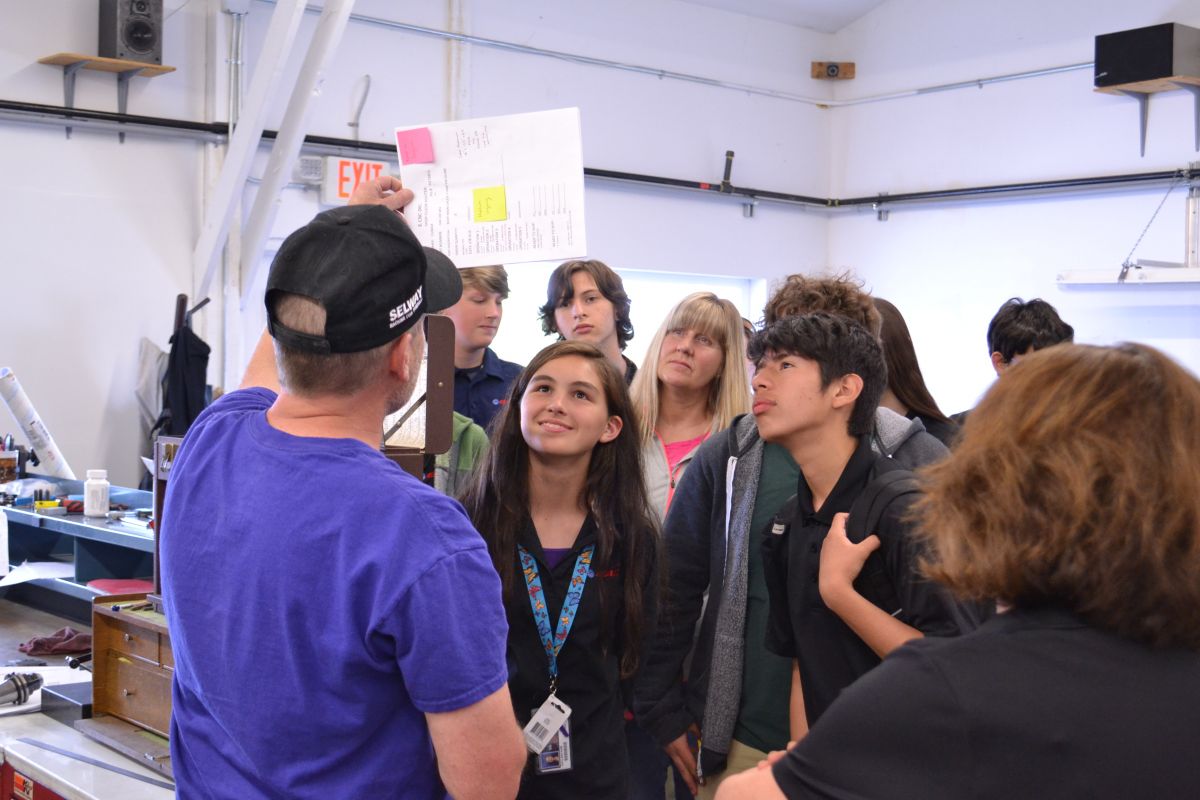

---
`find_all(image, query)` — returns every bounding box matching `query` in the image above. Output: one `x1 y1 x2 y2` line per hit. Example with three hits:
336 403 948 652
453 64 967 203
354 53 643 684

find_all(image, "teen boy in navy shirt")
444 265 523 430
749 313 960 731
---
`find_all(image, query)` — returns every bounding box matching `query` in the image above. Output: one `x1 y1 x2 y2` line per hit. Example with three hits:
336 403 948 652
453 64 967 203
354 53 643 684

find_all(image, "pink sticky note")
396 127 435 165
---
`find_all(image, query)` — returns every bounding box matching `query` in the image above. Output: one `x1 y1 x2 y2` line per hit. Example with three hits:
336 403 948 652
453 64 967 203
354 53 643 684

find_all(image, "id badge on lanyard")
518 544 595 774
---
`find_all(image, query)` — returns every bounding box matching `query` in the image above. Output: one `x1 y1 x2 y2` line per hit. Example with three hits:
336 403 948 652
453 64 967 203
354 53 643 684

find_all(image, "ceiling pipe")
836 62 1092 107
0 99 226 136
834 169 1196 206
257 0 1092 109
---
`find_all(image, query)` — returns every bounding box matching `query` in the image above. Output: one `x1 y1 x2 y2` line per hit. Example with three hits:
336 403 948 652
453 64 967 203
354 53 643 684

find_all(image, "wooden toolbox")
75 592 173 777
73 436 180 778
88 593 173 737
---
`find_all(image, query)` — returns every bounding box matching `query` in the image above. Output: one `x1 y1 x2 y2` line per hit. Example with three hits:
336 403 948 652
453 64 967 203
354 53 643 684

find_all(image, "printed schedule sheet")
395 107 588 267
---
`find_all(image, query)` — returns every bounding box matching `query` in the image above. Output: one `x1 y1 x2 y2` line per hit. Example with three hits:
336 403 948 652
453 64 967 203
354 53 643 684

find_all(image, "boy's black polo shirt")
762 435 959 726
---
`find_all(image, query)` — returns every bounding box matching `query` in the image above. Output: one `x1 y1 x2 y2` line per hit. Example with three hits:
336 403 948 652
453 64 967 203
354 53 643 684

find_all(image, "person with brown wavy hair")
920 342 1199 646
762 272 881 335
715 342 1200 800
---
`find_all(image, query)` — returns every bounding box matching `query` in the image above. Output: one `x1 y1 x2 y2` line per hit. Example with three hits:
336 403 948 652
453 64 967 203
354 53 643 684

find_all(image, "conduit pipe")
2 100 1194 211
258 0 1093 108
222 6 248 391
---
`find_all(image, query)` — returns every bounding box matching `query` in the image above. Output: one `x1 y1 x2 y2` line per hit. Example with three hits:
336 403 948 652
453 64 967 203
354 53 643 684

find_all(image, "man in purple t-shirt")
162 180 526 799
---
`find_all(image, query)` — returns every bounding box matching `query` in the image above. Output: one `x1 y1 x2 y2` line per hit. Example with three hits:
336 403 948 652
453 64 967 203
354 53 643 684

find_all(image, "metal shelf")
26 577 104 602
3 506 155 554
2 481 157 617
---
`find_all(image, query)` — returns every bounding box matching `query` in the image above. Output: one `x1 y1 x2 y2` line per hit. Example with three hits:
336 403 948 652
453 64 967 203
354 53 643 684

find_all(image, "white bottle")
84 469 110 517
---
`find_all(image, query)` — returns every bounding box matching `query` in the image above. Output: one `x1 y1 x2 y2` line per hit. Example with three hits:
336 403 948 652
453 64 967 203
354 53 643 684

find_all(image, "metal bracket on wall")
1118 89 1151 157
1171 82 1200 152
37 53 176 142
115 68 145 143
874 193 889 221
61 61 87 139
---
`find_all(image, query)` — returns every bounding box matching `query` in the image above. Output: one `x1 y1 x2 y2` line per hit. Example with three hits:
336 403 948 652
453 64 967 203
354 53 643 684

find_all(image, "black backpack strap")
845 462 921 614
845 469 920 544
761 493 801 656
772 494 800 533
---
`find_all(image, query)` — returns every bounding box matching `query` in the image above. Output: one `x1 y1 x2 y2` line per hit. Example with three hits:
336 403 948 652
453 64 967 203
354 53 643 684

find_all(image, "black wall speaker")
99 0 163 65
1094 23 1200 88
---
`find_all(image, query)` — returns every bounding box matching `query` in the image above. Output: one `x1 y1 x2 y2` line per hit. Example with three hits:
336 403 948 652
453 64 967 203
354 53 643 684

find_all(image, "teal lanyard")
518 544 595 693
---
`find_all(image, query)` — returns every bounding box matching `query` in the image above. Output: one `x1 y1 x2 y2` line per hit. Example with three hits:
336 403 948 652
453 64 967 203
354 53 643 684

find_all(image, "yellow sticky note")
473 186 508 222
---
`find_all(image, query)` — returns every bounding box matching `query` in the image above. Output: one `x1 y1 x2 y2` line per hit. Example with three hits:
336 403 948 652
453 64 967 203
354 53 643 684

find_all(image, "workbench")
0 711 173 799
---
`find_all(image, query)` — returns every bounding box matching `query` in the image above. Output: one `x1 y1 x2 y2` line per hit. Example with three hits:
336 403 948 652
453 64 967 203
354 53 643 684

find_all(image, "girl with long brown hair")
460 340 660 799
873 297 956 446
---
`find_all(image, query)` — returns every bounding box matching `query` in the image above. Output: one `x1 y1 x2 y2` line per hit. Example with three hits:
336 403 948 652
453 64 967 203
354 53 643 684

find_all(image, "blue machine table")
1 480 155 621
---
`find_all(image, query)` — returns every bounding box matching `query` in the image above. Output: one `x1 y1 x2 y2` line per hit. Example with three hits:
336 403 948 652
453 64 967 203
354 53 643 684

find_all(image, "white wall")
1 0 828 485
828 0 1200 412
4 0 1198 484
1 0 210 486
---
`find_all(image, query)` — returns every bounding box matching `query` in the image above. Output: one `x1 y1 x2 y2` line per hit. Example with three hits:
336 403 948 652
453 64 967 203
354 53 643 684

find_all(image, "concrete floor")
0 598 90 667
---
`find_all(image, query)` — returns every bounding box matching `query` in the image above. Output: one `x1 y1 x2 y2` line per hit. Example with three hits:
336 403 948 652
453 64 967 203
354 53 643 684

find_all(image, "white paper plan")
395 107 587 268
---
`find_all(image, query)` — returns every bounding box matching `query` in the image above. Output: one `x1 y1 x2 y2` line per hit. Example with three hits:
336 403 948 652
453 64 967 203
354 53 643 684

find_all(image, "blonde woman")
630 291 751 521
626 291 749 799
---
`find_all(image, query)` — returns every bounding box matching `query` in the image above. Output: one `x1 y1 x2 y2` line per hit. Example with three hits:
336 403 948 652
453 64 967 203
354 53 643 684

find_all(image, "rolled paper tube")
0 367 76 480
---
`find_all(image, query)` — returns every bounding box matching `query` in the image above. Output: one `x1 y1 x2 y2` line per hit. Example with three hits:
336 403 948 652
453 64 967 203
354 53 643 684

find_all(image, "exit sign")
321 157 391 205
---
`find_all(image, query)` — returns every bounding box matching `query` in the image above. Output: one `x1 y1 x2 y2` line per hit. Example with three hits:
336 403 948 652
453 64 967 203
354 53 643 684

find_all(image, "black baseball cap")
265 205 462 354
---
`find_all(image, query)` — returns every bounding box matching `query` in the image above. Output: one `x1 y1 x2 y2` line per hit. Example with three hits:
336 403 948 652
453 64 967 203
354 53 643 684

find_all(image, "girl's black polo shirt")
504 515 642 799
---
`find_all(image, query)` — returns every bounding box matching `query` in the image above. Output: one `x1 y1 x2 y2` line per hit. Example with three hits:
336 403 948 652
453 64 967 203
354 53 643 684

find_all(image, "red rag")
18 627 92 656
